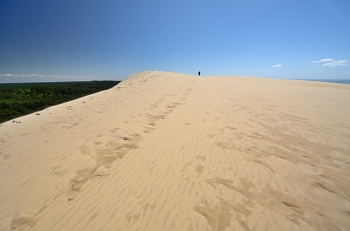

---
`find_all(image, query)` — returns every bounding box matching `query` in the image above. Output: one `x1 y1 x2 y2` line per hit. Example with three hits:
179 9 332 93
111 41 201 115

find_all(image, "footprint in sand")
196 164 204 176
11 213 36 229
67 134 141 200
10 205 46 230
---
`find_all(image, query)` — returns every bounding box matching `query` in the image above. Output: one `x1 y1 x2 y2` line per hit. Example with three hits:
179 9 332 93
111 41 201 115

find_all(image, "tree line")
0 81 120 123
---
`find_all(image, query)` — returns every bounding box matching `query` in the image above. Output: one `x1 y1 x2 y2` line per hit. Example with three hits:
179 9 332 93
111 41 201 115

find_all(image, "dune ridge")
1 71 350 230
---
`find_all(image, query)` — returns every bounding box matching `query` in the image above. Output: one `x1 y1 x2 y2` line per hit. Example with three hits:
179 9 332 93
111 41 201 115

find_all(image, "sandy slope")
1 71 350 231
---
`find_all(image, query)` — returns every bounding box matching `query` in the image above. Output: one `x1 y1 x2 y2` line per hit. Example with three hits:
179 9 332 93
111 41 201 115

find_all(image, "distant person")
198 71 201 76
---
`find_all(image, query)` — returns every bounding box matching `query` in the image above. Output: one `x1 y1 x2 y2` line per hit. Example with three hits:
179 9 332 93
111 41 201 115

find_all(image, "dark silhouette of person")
198 71 201 76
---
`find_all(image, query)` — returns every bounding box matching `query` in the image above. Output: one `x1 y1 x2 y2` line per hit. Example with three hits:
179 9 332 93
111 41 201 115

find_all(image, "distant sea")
301 79 350 85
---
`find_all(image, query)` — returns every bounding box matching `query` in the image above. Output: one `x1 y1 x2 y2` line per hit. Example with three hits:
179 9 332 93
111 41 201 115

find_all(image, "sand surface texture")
1 71 350 231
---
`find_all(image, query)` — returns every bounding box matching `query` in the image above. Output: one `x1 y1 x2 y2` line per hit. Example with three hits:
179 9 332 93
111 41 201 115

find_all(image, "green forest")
0 81 120 123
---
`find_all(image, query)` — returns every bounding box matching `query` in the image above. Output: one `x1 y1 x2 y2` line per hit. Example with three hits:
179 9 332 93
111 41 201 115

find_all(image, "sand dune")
1 71 350 231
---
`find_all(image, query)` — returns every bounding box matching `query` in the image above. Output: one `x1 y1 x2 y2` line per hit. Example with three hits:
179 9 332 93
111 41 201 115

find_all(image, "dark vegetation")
0 81 120 123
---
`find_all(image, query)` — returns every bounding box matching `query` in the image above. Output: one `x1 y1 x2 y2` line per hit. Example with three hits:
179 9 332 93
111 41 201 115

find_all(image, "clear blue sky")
1 0 349 82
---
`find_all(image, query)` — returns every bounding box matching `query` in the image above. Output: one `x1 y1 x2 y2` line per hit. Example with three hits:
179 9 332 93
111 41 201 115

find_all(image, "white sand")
1 71 350 231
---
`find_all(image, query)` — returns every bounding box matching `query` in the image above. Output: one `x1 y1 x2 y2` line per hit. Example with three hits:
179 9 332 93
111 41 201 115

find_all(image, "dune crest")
1 71 350 230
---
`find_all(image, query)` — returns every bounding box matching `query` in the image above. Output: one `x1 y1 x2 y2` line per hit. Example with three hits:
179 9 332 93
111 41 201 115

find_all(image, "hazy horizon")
1 72 349 85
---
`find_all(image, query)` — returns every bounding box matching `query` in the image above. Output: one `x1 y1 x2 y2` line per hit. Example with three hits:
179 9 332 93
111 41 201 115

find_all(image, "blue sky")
1 0 349 82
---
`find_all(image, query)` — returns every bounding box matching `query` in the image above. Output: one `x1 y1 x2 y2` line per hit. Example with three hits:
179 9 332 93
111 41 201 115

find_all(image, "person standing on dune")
198 71 201 76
